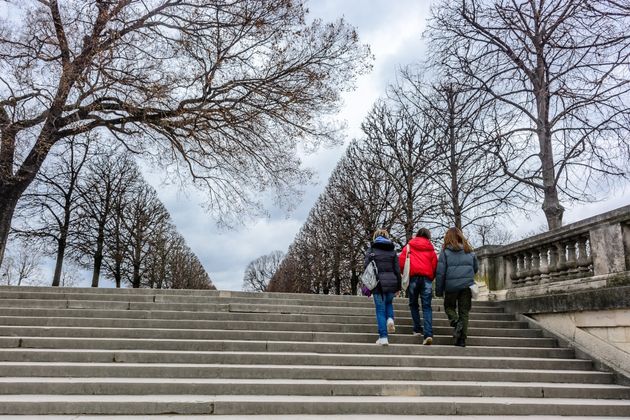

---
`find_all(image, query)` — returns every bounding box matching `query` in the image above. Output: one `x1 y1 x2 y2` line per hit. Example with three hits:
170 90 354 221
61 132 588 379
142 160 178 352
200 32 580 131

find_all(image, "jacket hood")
372 236 395 251
408 237 435 252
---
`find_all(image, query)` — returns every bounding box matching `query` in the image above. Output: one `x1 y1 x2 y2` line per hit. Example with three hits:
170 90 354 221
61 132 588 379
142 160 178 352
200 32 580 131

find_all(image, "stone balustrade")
477 205 630 297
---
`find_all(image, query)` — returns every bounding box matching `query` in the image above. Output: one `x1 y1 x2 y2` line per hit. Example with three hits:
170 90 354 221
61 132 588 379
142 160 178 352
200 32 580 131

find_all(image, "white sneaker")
423 337 433 346
376 337 389 346
386 318 395 333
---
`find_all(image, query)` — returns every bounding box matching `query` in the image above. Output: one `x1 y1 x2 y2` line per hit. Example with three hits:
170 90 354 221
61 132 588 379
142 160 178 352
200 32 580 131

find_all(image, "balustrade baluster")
539 246 550 283
566 240 579 279
531 249 542 282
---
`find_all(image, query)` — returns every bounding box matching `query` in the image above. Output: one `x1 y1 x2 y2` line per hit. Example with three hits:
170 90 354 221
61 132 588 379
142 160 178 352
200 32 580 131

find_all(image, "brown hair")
372 229 390 241
443 227 473 253
416 228 431 240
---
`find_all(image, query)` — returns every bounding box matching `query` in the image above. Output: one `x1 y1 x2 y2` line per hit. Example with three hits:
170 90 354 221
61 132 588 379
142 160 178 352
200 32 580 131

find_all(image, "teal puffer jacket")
435 246 478 296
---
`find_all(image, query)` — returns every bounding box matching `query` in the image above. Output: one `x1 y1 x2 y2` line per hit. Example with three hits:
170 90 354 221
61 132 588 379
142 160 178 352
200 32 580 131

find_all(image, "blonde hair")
372 229 390 241
443 227 473 253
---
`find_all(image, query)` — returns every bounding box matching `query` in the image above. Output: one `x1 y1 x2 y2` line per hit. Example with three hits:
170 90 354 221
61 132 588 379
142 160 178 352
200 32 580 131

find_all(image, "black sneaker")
453 322 463 339
454 336 466 347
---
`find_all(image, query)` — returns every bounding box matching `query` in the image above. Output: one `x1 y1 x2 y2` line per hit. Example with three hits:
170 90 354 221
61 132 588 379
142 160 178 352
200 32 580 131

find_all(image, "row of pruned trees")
268 77 513 294
269 0 630 294
8 137 214 290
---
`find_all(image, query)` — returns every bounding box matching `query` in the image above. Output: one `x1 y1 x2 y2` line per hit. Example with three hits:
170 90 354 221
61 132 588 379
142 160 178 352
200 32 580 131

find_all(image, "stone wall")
531 309 630 381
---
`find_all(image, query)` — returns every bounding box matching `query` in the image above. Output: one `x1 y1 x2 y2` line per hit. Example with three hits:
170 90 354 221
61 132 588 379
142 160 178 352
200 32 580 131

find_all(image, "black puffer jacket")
364 237 401 294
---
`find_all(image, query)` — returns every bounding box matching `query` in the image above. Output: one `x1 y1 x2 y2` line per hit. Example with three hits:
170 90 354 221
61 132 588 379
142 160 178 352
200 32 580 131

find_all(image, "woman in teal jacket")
435 227 478 347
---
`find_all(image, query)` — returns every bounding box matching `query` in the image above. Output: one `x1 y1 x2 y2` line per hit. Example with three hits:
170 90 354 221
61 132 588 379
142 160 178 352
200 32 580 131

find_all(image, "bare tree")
358 100 440 242
0 239 42 286
122 182 169 288
0 0 372 269
427 0 630 230
12 136 91 286
393 70 520 233
164 233 215 290
102 183 131 289
74 148 140 287
242 250 284 292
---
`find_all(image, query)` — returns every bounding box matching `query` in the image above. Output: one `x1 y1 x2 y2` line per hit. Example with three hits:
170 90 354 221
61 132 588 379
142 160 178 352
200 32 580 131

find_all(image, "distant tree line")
267 0 630 294
6 137 214 290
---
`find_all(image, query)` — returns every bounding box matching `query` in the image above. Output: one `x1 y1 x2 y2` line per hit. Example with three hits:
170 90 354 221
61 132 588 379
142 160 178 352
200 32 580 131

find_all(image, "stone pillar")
623 223 630 272
589 223 628 276
475 246 502 290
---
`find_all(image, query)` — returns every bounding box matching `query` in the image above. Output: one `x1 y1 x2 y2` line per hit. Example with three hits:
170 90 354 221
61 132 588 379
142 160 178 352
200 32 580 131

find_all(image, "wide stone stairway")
0 286 629 417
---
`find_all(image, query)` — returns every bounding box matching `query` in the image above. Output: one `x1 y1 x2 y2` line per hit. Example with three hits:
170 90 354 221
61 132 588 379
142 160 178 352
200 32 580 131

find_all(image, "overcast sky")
4 1 628 290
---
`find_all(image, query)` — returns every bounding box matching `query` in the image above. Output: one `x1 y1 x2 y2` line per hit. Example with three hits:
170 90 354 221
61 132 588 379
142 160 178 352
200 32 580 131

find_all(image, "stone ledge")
500 284 630 315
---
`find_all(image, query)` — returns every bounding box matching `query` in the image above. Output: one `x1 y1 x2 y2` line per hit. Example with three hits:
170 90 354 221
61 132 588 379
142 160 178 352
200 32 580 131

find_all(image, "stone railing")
477 205 630 297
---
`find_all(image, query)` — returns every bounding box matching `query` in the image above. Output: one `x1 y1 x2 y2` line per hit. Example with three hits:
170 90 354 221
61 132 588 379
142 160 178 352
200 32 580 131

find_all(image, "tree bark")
448 89 462 230
113 259 122 289
535 68 564 230
0 189 21 270
51 235 66 287
91 223 105 287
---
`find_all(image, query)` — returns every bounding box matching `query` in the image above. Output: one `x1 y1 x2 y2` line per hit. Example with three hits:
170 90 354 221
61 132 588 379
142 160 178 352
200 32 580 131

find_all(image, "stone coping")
477 204 630 257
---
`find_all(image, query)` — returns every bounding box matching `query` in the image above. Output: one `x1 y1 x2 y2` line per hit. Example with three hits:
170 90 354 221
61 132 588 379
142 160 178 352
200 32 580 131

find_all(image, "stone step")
0 326 556 347
0 291 504 311
0 362 613 383
0 286 499 306
1 286 626 417
0 337 576 359
0 307 529 329
1 395 629 416
0 349 591 370
0 300 515 319
1 378 628 399
0 316 543 337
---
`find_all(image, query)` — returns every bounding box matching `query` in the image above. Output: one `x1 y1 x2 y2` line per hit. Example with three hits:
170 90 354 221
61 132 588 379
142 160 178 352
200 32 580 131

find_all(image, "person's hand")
395 291 400 298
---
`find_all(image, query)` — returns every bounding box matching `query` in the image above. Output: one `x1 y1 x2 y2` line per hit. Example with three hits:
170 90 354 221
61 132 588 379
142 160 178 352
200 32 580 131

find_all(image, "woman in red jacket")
399 228 438 345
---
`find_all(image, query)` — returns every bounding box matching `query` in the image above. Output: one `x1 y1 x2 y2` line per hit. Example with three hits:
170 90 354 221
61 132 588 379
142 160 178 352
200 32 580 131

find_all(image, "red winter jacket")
399 236 438 280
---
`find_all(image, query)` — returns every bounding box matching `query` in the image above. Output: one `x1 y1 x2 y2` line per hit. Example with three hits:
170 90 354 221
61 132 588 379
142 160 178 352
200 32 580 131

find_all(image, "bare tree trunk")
536 79 564 230
51 234 66 287
51 204 72 287
405 188 414 242
114 260 122 289
350 268 359 295
132 237 142 288
0 190 19 270
91 224 105 287
448 91 462 230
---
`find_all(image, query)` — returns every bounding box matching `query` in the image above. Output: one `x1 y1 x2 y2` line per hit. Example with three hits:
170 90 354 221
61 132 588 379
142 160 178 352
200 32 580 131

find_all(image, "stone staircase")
0 286 629 417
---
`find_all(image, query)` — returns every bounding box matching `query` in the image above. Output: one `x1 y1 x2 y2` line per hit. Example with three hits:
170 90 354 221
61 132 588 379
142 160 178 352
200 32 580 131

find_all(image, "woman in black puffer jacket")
364 229 401 346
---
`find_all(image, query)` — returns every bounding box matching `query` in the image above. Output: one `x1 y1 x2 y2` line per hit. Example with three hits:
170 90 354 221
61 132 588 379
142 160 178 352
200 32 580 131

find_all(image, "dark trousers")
444 287 472 339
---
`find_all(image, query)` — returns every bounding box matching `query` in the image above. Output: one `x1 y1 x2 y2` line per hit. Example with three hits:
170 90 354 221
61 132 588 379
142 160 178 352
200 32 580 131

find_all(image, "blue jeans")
408 276 433 338
373 292 395 338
